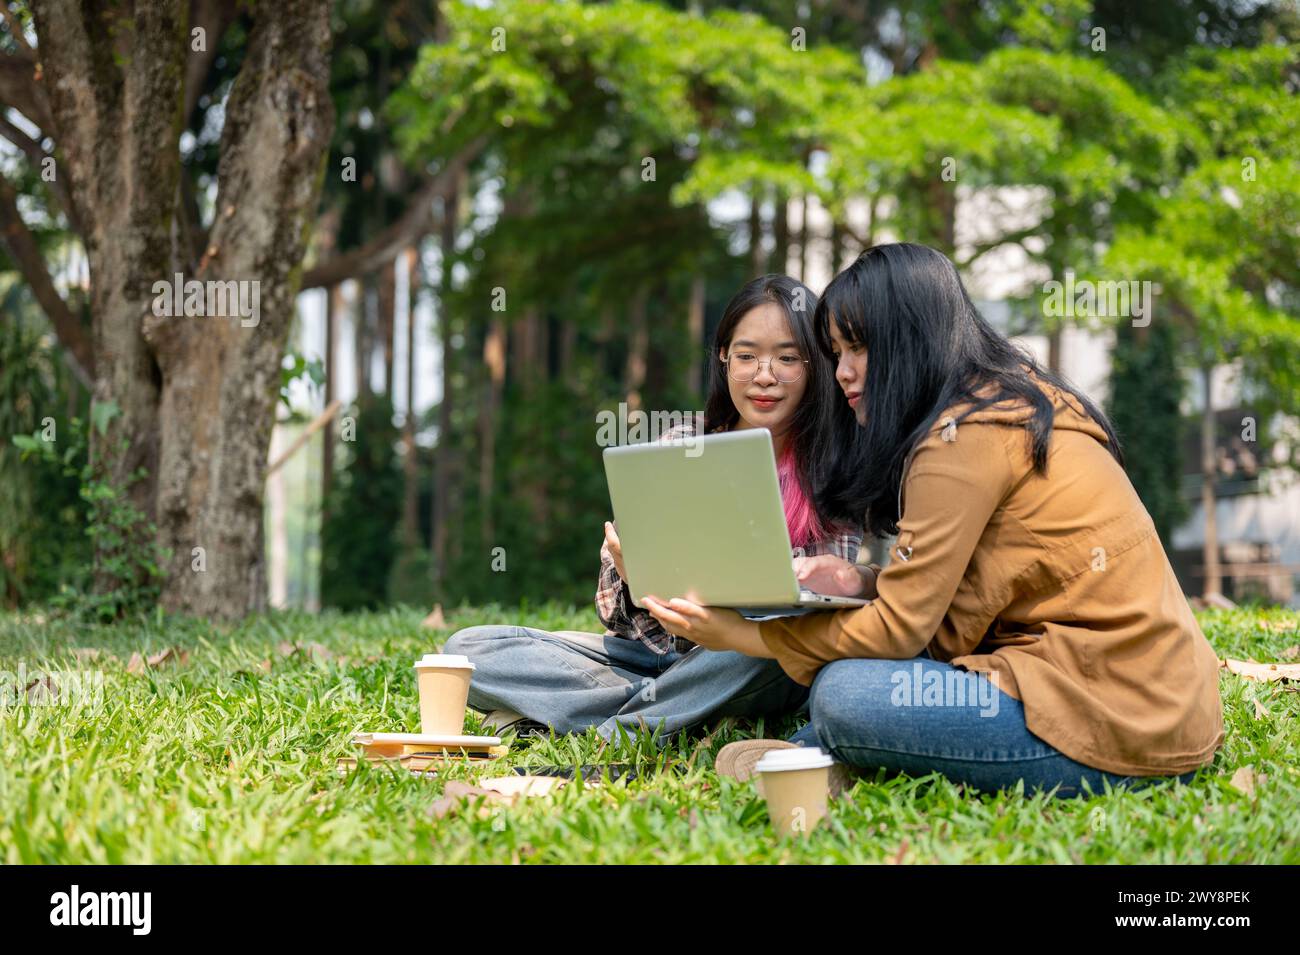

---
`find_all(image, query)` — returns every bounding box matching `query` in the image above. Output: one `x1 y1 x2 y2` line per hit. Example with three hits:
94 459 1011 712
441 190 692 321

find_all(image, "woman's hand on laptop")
641 597 770 657
793 555 877 598
603 521 628 580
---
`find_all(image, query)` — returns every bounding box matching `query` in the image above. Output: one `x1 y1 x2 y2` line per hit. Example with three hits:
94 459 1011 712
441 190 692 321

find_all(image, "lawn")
1 604 1296 864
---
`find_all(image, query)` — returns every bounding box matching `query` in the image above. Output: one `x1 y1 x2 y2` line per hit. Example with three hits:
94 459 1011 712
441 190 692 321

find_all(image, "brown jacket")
758 377 1225 777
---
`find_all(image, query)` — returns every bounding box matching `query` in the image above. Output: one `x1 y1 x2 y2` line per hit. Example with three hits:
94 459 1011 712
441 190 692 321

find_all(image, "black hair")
814 242 1125 539
704 273 857 538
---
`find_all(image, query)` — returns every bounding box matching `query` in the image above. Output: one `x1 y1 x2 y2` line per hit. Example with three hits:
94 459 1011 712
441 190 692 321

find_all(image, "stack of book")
337 732 507 777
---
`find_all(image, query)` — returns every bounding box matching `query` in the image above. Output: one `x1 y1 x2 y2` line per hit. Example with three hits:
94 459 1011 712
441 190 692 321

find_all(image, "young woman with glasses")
443 274 873 743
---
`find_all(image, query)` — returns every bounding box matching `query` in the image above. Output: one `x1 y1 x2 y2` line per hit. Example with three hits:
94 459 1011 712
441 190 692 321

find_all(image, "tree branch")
184 0 237 126
0 50 52 130
300 136 487 290
0 172 92 384
0 109 81 232
956 224 1045 269
0 5 35 57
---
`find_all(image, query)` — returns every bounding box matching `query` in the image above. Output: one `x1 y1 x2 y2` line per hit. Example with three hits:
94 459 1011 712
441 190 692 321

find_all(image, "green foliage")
12 402 168 622
320 395 404 611
279 351 325 418
387 545 436 608
1106 320 1190 547
1106 45 1300 420
0 304 87 606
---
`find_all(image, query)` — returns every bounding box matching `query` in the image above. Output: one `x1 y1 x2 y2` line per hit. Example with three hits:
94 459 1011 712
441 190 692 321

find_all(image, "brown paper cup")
755 748 833 837
414 654 475 736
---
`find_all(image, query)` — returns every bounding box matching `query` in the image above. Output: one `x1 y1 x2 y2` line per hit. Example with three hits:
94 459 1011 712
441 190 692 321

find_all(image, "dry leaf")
422 604 448 630
890 839 910 865
24 674 58 703
301 642 333 662
126 647 189 674
1203 593 1238 611
71 648 103 662
479 775 565 798
1229 765 1256 797
1253 696 1268 720
1219 658 1300 683
276 641 297 658
1280 645 1300 660
428 776 563 820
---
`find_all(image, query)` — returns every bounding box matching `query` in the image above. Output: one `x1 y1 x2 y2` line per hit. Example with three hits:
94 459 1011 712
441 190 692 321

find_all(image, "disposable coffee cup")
754 747 834 837
414 653 475 736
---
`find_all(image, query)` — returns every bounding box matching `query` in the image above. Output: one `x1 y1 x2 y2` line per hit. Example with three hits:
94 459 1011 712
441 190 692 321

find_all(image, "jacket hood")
897 372 1111 523
934 373 1110 445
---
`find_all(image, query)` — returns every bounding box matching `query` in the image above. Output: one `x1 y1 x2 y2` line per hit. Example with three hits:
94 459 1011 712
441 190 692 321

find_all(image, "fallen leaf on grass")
427 776 565 820
274 641 334 663
24 674 58 703
890 839 910 865
126 647 190 674
1219 658 1300 683
1229 765 1256 798
1280 645 1299 660
70 648 103 662
1253 696 1269 720
422 604 448 630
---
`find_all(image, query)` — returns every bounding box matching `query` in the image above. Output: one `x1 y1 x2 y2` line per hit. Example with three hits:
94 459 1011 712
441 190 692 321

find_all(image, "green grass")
1 603 1297 863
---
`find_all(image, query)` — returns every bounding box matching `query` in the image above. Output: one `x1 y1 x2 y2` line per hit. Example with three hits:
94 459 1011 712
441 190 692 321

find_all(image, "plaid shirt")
595 422 864 655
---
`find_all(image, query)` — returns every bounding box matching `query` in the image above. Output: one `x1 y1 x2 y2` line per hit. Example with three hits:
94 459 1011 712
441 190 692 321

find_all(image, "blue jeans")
443 625 809 742
789 656 1199 799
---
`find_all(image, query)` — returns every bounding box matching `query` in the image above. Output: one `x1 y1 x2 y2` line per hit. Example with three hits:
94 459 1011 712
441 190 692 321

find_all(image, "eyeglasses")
723 353 809 384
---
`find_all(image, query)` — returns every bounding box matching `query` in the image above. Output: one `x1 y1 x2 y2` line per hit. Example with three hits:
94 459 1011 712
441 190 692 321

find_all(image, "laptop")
602 429 870 612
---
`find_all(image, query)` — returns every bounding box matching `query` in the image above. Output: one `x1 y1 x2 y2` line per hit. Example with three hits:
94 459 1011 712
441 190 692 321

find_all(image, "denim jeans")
443 625 809 742
788 656 1199 799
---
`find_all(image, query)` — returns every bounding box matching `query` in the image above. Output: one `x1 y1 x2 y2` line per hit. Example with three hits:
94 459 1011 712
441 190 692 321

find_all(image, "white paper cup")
414 653 475 736
754 747 834 837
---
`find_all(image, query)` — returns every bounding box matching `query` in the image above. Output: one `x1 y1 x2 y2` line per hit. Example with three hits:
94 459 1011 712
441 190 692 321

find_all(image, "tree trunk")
797 194 810 282
687 274 706 399
402 246 421 547
925 176 956 256
1200 362 1222 598
377 259 396 394
479 317 507 550
432 174 461 586
772 191 789 276
30 0 335 619
830 219 844 275
356 277 373 400
322 283 338 512
1048 327 1063 375
625 291 648 412
748 189 765 277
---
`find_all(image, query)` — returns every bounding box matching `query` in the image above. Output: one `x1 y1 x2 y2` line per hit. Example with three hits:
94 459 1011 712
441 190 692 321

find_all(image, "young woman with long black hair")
644 243 1224 798
445 274 870 742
